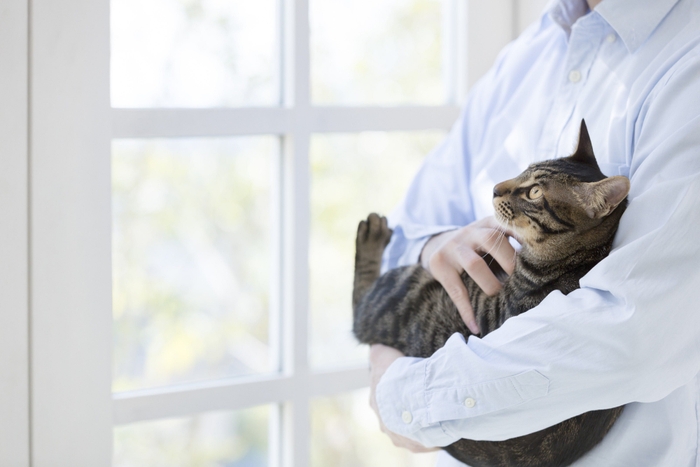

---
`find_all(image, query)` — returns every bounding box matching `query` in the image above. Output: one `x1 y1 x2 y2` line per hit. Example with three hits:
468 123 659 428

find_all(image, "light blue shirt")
376 0 700 465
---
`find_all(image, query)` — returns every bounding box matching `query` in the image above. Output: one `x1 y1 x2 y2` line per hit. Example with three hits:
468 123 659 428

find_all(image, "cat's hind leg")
352 213 392 308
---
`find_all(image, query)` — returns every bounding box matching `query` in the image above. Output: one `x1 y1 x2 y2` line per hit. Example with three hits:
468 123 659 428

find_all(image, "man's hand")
420 217 516 335
369 344 438 453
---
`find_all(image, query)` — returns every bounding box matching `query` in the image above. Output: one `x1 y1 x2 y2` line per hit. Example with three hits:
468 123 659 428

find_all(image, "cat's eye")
528 186 543 199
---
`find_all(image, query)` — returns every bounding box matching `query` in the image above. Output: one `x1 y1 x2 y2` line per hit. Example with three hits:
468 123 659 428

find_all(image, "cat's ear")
576 176 630 218
569 119 599 167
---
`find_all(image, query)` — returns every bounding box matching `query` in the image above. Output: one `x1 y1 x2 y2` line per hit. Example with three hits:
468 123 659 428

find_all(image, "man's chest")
468 26 641 220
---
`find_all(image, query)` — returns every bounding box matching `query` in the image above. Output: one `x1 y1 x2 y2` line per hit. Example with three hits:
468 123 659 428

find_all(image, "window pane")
312 389 438 467
310 131 444 369
112 137 277 391
311 0 444 105
111 0 279 107
114 405 270 467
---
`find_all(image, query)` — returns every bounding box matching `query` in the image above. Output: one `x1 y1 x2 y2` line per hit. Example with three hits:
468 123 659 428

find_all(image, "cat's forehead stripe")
521 170 551 185
533 170 552 180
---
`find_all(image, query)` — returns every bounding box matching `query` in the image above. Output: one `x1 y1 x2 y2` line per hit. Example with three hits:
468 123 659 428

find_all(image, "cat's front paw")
356 213 393 260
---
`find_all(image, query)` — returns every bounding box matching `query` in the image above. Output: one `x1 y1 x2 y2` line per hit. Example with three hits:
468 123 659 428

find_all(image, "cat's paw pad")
356 213 393 252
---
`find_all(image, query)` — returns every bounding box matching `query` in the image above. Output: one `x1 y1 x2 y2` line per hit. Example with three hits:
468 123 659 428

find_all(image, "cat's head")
493 120 630 260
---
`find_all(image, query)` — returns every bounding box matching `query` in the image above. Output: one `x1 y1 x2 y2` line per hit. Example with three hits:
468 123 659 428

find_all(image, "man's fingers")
488 235 517 276
388 433 439 453
382 422 438 453
454 246 503 296
373 390 435 453
422 218 522 336
369 344 405 377
481 216 518 239
478 229 517 276
432 267 479 334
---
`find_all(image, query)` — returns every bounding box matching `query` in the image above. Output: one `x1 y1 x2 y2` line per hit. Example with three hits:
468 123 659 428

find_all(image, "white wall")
465 0 514 89
464 0 550 92
515 0 550 35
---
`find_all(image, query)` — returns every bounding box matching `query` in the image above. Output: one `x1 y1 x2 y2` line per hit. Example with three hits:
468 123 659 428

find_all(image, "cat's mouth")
492 206 523 244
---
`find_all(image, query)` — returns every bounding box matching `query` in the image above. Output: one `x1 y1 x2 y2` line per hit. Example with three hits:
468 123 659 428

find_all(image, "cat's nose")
493 182 510 198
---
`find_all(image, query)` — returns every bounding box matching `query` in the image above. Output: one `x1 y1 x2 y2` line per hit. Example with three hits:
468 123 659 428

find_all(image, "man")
369 0 700 465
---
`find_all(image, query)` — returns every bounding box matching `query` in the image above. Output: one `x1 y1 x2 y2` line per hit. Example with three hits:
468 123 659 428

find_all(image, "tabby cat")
352 121 630 467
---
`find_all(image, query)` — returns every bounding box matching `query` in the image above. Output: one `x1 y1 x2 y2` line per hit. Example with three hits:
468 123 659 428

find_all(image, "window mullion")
282 0 311 465
283 0 310 110
442 0 457 104
112 368 369 426
111 108 292 138
281 127 311 467
455 0 470 104
111 107 459 139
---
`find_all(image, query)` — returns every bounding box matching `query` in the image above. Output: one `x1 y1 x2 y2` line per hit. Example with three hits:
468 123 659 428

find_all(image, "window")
107 0 525 465
0 0 537 464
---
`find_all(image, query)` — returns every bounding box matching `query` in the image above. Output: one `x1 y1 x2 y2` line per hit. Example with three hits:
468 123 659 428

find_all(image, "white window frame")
0 0 548 464
24 0 113 465
0 0 30 464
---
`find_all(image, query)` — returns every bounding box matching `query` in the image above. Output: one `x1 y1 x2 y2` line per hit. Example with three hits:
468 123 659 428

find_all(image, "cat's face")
492 121 630 259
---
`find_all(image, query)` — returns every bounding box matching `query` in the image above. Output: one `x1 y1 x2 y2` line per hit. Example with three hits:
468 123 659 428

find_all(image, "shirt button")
568 70 582 83
606 33 617 43
401 410 413 424
464 397 476 408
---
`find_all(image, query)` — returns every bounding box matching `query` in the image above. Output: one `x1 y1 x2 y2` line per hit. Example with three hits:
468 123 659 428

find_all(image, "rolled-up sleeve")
375 55 700 446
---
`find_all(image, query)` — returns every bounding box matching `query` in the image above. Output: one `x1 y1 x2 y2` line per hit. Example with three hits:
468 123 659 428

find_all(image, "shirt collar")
547 0 590 37
596 0 680 53
546 0 680 53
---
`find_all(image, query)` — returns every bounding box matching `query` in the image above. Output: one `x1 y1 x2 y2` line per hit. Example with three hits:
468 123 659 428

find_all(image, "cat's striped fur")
353 121 629 467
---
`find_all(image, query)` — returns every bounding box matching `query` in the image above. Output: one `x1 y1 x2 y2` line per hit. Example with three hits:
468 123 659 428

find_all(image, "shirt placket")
539 15 604 159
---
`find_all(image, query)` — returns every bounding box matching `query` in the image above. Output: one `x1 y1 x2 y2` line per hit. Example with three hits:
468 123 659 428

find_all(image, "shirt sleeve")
380 109 475 271
381 41 516 272
375 54 700 446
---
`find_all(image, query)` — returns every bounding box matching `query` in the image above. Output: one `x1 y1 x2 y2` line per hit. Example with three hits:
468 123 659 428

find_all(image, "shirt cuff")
375 333 551 446
375 356 457 447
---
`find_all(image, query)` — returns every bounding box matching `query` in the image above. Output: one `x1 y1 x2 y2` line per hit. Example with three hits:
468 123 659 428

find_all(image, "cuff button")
464 397 476 408
401 410 413 424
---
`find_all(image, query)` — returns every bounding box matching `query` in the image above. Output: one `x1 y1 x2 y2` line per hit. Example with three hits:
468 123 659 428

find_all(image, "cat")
352 120 629 467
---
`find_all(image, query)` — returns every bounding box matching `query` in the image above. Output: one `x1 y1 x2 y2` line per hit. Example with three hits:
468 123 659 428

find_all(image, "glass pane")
112 137 277 391
311 389 438 467
310 131 445 369
311 0 444 105
111 0 279 107
114 405 270 467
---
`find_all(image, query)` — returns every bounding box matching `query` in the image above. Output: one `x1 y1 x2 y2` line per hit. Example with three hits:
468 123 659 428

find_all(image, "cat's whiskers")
479 224 509 266
493 218 518 270
507 220 518 268
485 223 503 243
477 226 501 255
